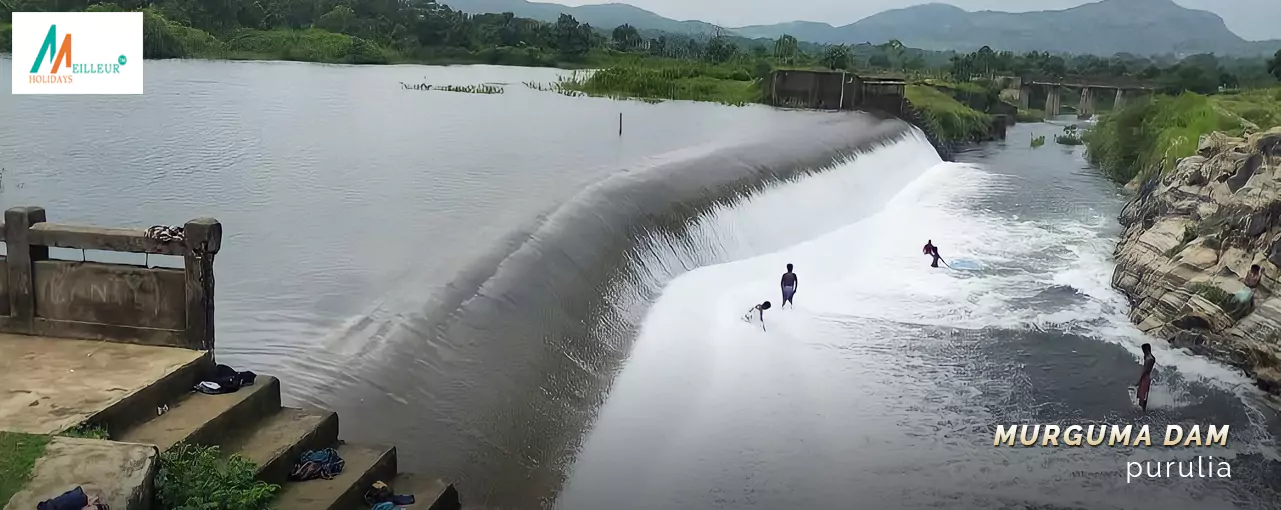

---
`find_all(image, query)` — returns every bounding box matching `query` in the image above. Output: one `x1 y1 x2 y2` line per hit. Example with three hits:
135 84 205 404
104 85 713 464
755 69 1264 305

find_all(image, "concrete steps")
220 407 339 487
390 474 460 510
115 376 281 452
272 444 397 510
81 366 461 510
96 368 456 509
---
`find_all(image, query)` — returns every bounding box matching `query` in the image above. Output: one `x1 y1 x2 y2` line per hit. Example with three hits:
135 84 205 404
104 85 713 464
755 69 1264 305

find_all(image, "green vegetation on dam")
1084 88 1281 183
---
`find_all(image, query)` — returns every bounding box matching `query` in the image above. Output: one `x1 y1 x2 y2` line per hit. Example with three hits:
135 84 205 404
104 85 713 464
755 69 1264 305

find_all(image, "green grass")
1084 88 1281 183
905 84 993 143
157 443 278 510
0 432 51 505
556 63 762 106
1017 109 1046 123
59 424 110 440
1190 282 1233 306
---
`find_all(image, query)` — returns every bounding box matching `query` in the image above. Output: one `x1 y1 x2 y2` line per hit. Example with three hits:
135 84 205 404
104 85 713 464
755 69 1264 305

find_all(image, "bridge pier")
1019 85 1031 110
1044 86 1062 117
1078 87 1096 117
1114 89 1126 110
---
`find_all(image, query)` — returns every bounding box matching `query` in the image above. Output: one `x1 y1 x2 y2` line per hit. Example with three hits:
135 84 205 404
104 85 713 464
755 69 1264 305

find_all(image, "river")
2 58 1280 510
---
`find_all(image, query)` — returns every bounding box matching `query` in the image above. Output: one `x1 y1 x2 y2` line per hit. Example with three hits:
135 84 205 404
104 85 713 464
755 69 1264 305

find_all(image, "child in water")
743 301 772 331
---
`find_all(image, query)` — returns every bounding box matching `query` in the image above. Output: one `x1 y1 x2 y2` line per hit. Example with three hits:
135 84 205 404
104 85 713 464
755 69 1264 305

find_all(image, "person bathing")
780 263 798 309
923 240 943 268
1134 343 1157 411
743 301 772 331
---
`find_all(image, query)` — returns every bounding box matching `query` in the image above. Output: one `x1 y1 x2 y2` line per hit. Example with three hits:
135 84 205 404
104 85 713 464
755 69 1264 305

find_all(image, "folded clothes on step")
193 364 258 395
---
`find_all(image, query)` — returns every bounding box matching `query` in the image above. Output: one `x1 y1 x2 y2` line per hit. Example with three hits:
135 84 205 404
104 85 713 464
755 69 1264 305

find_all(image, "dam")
2 59 1279 510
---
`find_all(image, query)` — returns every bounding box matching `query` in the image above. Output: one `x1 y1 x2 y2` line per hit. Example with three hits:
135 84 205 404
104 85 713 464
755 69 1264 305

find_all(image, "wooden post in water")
618 113 623 136
838 71 846 110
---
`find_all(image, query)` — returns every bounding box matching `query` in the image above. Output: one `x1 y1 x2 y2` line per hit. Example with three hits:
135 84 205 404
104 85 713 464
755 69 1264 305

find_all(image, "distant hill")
441 0 723 36
445 0 1280 57
732 0 1281 57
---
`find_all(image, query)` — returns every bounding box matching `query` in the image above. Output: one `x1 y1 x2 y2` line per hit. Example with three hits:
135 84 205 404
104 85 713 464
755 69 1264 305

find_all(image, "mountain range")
441 0 1281 57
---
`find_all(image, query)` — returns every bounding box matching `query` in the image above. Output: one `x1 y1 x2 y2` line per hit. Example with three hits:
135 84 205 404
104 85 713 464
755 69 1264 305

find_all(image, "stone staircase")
105 371 457 510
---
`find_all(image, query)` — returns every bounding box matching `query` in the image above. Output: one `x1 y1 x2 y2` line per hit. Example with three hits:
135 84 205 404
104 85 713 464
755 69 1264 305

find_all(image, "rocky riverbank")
1112 127 1281 394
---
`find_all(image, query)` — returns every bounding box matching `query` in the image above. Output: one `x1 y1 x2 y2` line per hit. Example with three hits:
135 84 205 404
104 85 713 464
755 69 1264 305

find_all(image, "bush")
142 10 187 58
1 23 10 54
1084 89 1281 184
156 443 278 510
1017 109 1046 123
59 424 109 440
905 85 993 143
559 63 762 105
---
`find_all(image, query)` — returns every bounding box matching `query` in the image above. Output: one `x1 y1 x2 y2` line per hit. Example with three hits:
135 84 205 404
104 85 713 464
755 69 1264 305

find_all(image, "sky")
552 0 1281 41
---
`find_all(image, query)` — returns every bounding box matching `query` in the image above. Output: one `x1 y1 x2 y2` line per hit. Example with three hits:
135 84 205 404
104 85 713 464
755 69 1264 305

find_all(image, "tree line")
2 0 1279 90
948 46 1281 94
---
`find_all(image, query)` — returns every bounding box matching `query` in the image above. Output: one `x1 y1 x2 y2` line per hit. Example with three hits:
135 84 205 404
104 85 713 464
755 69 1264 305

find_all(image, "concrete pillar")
1019 85 1031 110
5 206 48 335
1044 86 1061 117
1113 89 1126 110
1078 87 1096 117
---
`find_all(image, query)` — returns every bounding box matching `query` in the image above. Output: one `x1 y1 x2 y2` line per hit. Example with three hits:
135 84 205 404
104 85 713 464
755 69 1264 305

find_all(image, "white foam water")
557 132 1280 510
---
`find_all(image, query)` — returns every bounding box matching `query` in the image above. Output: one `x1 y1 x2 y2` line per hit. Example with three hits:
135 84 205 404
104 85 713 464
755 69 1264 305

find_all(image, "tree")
611 23 641 51
774 34 798 65
868 54 891 69
553 13 589 59
821 44 851 70
1269 50 1281 82
703 35 737 64
316 5 356 34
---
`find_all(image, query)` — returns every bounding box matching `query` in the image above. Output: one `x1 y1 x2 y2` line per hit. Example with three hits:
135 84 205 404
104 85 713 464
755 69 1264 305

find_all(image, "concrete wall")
34 261 186 330
0 207 221 350
770 70 857 110
768 70 905 116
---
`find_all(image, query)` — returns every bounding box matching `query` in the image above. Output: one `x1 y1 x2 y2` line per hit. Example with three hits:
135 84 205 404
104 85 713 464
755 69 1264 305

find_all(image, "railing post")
182 218 221 350
5 206 46 334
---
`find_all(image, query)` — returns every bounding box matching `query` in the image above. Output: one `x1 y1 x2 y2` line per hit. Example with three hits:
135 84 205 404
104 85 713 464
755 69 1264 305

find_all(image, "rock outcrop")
1113 127 1281 393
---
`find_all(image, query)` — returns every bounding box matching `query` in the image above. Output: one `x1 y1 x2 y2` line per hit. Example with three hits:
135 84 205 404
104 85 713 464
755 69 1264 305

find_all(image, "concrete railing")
0 206 221 350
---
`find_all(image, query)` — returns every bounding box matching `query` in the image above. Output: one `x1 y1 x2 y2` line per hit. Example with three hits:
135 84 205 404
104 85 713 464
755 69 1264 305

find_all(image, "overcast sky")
553 0 1281 41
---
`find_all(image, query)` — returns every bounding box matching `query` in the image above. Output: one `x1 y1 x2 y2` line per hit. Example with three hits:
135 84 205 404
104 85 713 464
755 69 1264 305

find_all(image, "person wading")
923 240 944 268
1134 343 1157 411
780 263 798 309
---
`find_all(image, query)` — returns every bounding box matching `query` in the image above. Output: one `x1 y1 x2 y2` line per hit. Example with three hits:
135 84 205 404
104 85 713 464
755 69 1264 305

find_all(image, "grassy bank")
556 62 763 106
1084 88 1281 183
905 84 994 143
0 432 50 505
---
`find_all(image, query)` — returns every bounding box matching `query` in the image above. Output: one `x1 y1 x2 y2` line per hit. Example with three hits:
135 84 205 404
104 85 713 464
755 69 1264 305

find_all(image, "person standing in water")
743 301 772 331
923 240 943 268
780 263 798 309
1134 343 1157 411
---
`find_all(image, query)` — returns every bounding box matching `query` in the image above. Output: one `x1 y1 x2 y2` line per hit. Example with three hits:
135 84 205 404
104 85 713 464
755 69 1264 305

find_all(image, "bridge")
1011 75 1160 116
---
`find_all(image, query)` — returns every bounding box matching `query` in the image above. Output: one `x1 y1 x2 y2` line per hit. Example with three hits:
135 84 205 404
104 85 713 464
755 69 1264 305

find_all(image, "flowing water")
3 59 1280 509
